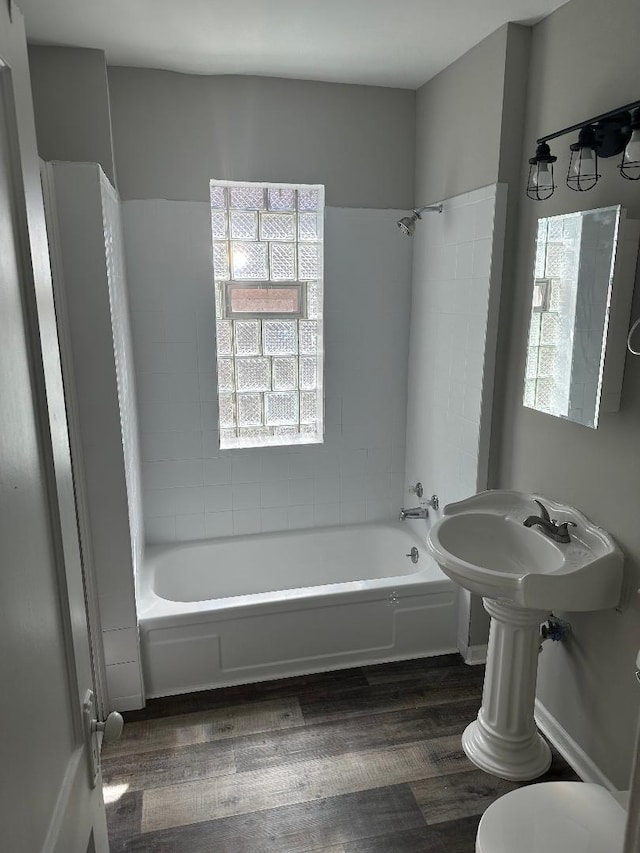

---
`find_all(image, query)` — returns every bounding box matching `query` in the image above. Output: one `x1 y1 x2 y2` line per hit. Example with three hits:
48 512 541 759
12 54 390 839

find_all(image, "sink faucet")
523 499 577 544
399 506 428 521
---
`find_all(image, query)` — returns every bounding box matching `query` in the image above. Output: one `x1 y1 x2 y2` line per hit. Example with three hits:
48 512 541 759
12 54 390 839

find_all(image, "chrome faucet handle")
409 482 424 499
533 499 551 522
557 520 577 530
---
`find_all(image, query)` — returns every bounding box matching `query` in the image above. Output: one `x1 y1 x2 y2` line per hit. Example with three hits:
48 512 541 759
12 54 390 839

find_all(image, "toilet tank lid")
476 782 626 853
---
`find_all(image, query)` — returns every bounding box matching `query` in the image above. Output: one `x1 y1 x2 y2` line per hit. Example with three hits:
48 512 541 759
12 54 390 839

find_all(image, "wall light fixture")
620 108 640 181
526 142 557 200
567 126 600 192
526 99 640 200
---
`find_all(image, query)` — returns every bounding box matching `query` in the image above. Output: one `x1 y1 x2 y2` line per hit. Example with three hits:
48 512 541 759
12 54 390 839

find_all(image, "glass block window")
210 180 324 449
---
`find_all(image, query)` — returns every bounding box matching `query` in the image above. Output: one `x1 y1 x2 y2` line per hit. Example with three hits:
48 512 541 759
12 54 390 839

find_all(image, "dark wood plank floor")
103 654 578 852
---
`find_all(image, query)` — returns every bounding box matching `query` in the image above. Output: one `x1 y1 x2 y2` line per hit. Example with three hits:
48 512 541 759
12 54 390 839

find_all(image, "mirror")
523 205 624 428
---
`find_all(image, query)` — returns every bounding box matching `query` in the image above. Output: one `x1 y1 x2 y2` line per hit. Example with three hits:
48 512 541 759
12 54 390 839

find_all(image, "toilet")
475 781 627 853
476 643 640 852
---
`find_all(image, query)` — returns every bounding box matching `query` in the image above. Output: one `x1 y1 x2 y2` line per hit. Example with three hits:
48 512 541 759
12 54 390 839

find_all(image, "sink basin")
426 490 623 611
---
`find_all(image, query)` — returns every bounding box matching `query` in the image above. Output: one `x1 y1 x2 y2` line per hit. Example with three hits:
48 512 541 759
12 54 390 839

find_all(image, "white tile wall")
103 627 139 666
404 184 507 508
122 202 412 544
103 176 144 591
45 163 145 712
104 662 145 712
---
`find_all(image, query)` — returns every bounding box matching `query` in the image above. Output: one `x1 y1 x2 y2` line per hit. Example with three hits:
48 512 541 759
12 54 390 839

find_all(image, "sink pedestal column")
462 598 551 781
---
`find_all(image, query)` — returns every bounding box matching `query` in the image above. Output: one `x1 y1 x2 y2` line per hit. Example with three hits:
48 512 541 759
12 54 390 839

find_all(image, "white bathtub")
138 522 457 698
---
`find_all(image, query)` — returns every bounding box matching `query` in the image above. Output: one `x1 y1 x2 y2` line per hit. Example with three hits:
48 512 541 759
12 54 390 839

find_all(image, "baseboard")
458 642 487 665
534 698 616 791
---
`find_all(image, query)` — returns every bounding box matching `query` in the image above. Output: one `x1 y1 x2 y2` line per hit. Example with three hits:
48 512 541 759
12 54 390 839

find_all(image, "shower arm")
414 204 443 217
397 203 443 236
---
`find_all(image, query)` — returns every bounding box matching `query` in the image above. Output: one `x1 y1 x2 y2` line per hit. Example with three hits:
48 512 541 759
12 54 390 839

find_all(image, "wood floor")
103 654 578 852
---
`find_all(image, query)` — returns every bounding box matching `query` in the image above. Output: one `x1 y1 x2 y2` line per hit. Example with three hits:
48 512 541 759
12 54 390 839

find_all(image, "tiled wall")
404 183 506 657
122 202 412 543
102 174 144 590
404 184 507 509
45 163 144 711
101 176 145 709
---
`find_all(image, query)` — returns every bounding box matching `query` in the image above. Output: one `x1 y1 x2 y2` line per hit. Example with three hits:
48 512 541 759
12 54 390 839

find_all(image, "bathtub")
138 522 457 698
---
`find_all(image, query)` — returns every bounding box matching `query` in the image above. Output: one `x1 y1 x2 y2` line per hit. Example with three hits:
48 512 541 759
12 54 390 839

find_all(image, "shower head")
397 215 417 236
396 204 443 236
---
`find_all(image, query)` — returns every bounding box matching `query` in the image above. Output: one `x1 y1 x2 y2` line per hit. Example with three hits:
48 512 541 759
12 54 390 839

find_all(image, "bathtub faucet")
399 506 428 521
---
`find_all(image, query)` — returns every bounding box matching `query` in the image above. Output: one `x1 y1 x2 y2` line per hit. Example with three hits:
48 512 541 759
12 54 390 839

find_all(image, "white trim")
460 643 487 665
535 698 617 791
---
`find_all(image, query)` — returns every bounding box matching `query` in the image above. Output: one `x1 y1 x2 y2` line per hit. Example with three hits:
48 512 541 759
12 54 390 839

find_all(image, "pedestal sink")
426 490 623 781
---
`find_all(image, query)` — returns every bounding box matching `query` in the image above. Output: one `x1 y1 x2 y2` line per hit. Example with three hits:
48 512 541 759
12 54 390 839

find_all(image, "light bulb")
624 129 640 163
527 142 556 199
533 162 553 191
574 147 594 175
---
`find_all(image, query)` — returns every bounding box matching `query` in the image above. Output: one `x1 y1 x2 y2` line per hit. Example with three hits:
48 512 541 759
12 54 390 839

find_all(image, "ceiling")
20 0 570 90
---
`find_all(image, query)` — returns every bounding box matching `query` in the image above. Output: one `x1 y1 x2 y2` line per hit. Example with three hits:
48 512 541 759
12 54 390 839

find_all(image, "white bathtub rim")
139 570 455 628
137 521 454 624
138 556 453 618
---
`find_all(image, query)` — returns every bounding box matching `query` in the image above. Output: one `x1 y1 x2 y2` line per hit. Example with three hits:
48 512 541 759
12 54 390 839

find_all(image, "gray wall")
493 0 640 788
28 46 116 186
416 23 531 206
415 26 508 206
107 69 415 208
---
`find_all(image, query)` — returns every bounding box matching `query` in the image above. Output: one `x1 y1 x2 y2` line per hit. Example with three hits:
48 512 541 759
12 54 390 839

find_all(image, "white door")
0 6 110 853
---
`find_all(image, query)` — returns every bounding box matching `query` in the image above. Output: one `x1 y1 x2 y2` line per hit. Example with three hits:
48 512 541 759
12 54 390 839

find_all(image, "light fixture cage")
620 109 640 181
567 126 601 192
526 142 557 201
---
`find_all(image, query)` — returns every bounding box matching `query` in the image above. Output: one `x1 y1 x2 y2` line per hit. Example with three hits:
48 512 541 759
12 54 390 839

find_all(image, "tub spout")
399 506 428 521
